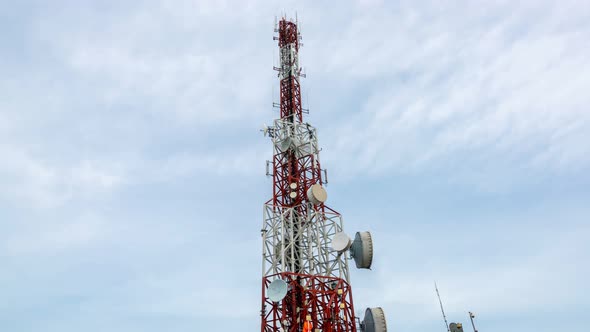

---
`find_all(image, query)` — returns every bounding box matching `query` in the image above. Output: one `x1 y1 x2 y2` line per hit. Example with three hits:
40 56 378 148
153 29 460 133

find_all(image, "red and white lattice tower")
260 17 387 332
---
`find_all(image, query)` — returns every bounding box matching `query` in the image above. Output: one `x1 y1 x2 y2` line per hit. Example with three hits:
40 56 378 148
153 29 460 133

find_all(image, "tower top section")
276 18 300 51
274 17 304 123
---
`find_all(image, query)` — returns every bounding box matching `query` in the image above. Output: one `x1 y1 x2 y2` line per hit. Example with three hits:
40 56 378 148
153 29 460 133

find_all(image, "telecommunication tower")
260 16 387 332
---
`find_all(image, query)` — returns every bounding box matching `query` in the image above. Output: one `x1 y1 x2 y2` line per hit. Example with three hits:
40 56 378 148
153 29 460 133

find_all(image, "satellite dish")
268 279 288 302
351 231 373 269
361 307 387 332
331 232 352 252
307 184 327 205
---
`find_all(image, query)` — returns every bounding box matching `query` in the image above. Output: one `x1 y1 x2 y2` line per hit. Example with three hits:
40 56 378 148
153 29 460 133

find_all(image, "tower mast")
260 16 386 332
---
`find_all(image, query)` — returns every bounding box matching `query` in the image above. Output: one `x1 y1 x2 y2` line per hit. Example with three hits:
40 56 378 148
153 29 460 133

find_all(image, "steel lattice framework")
260 17 357 332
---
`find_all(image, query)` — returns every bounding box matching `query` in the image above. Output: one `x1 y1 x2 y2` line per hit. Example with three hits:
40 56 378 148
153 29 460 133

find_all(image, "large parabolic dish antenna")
331 232 352 253
306 184 327 205
267 279 288 302
351 231 374 269
361 307 387 332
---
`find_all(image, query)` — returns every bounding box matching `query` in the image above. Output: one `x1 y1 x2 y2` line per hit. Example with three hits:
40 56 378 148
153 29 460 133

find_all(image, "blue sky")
1 1 589 331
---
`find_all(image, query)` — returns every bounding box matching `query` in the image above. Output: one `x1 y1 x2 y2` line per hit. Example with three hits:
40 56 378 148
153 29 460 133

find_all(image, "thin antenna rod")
435 282 450 332
468 312 478 332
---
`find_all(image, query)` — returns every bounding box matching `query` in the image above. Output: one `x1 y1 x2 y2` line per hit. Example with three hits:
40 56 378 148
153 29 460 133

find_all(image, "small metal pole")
435 282 450 332
468 311 478 332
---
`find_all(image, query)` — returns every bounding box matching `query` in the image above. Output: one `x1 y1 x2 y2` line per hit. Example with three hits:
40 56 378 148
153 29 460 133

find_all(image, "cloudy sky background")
1 0 589 331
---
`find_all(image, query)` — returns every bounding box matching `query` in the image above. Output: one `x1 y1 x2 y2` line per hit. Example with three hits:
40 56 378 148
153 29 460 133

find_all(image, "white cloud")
152 144 267 179
0 144 124 207
4 213 107 255
309 1 590 185
32 1 276 126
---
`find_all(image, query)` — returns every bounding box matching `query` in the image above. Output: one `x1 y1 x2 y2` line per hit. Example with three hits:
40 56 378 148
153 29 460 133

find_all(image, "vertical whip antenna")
435 282 450 332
